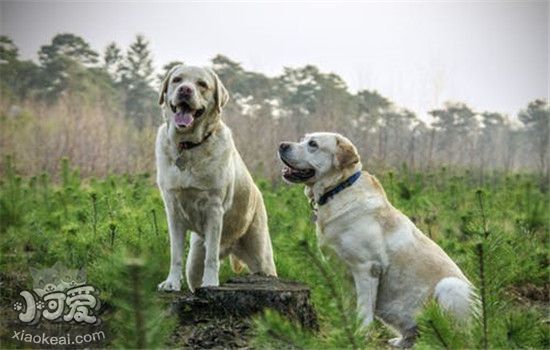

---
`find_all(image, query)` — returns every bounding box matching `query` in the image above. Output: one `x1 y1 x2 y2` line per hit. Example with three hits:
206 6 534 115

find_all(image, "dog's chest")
316 220 360 260
159 156 237 227
316 225 369 266
160 144 232 191
174 189 220 225
160 163 221 192
315 208 380 265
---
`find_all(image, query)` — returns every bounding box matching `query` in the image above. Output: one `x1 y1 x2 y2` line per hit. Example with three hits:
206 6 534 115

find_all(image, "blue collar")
317 171 362 206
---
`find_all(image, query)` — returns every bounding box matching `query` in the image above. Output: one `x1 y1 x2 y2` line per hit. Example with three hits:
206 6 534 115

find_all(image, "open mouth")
170 101 205 128
280 156 315 183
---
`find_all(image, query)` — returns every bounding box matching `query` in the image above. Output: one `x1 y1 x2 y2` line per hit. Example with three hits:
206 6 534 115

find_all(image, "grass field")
0 158 548 349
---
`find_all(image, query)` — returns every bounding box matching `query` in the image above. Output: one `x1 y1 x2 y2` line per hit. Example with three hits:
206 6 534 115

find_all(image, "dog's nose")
178 85 194 97
279 142 291 153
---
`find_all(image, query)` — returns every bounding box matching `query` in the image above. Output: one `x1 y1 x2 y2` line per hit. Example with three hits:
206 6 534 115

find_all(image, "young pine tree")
119 35 157 129
98 252 176 349
416 190 548 349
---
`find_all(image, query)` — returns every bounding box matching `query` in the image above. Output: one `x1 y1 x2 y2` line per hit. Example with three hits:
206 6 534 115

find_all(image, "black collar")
178 131 213 152
317 171 362 206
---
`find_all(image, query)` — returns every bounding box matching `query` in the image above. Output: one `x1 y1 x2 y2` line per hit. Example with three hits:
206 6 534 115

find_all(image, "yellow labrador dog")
156 65 276 292
278 132 474 348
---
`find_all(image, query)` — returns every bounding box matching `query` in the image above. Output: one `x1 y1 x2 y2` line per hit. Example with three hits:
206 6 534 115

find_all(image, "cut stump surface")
164 275 319 349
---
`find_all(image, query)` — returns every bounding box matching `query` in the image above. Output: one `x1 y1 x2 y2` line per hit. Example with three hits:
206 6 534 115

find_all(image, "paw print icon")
13 301 23 311
36 301 45 310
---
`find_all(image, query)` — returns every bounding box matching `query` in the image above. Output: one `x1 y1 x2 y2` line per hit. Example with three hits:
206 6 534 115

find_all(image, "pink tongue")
175 111 194 127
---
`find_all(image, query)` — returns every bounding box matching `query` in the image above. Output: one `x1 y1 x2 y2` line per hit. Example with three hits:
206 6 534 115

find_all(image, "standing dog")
156 65 276 292
278 132 474 347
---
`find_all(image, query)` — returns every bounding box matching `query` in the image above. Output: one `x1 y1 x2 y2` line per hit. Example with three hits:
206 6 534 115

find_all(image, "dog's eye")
197 80 208 89
308 140 318 149
172 76 182 83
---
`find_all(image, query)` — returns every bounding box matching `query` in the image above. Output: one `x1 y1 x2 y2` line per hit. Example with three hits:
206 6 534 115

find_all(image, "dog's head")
278 132 360 185
158 65 229 132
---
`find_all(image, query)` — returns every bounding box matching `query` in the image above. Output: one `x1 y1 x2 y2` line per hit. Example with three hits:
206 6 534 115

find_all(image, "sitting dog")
156 64 276 292
278 132 474 347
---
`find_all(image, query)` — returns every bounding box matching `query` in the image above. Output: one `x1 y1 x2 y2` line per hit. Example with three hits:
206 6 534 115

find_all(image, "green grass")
0 158 548 348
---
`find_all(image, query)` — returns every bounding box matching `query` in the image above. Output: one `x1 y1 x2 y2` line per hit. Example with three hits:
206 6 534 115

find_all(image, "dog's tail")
229 254 246 273
434 277 476 321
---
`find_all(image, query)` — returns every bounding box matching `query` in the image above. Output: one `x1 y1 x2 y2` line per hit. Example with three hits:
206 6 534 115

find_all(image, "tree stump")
165 275 319 349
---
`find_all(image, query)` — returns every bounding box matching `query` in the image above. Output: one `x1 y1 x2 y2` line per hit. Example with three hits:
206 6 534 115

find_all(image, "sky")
1 1 548 121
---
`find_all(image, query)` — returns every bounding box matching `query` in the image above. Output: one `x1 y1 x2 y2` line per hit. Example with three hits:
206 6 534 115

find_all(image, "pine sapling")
151 209 159 237
299 240 359 350
109 222 117 248
126 258 146 349
91 192 98 237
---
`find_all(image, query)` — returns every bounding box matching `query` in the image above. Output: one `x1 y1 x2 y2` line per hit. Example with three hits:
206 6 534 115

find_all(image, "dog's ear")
208 68 229 113
335 136 360 169
158 64 182 106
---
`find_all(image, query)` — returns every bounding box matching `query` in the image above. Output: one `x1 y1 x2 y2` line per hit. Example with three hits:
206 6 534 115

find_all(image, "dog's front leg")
352 261 382 326
158 192 187 292
201 206 224 287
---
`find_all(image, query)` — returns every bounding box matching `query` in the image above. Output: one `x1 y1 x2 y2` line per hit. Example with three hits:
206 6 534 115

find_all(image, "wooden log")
166 275 319 348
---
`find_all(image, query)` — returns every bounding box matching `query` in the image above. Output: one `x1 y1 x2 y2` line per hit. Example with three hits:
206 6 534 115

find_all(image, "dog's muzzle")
170 100 205 129
278 150 315 183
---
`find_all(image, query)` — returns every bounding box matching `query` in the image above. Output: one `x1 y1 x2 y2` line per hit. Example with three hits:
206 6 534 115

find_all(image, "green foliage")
416 296 549 350
119 35 157 128
0 161 177 346
1 33 548 177
102 254 177 349
37 33 100 100
103 42 124 81
518 99 549 172
1 33 158 128
259 168 549 349
38 33 99 67
415 189 549 350
416 301 471 349
0 36 41 101
254 310 320 349
0 154 548 348
0 156 25 232
430 102 477 134
1 31 548 349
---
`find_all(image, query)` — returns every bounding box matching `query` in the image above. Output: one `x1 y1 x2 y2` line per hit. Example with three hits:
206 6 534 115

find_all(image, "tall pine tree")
103 42 124 83
37 33 99 100
120 35 157 128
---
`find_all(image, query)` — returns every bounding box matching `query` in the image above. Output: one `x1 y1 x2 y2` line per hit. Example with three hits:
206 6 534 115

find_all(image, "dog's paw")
200 280 219 288
388 337 402 347
200 276 219 288
157 277 181 292
388 337 414 348
201 270 219 287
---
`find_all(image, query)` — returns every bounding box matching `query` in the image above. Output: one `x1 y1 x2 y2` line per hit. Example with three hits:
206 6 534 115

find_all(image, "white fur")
279 132 475 348
156 65 276 292
435 277 474 321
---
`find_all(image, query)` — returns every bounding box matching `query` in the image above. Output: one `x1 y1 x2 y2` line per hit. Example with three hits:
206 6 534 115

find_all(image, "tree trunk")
163 275 319 349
